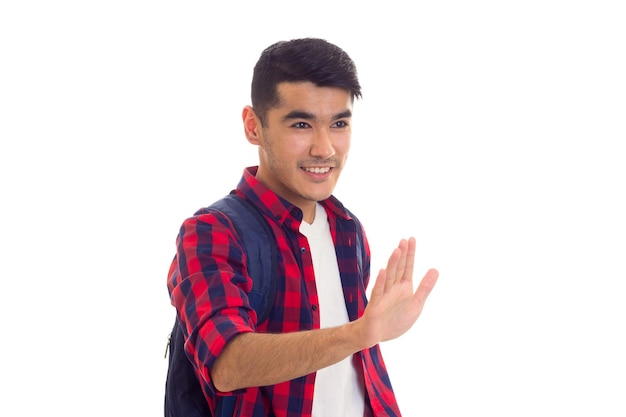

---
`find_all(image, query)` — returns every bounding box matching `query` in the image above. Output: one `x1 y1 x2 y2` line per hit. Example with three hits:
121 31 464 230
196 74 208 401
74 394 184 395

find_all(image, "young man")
167 38 439 416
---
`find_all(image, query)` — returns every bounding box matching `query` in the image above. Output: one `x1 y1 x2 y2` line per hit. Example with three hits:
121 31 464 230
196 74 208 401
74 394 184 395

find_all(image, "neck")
302 205 316 224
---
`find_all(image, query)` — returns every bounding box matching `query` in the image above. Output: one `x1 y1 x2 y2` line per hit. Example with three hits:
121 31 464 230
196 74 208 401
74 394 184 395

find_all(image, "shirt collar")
234 166 353 227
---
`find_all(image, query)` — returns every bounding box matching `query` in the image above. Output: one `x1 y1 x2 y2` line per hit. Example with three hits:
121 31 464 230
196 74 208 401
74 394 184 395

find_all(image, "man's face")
253 82 353 220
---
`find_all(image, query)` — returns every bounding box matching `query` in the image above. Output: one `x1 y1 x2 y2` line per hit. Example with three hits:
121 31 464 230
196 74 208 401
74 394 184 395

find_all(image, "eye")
292 122 311 129
332 120 349 128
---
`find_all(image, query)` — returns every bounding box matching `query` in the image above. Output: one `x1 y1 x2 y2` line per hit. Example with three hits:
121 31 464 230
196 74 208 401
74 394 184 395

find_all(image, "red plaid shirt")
167 166 402 416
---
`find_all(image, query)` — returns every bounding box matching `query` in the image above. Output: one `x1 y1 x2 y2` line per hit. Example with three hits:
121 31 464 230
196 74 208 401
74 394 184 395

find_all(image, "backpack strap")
209 194 277 323
165 194 277 417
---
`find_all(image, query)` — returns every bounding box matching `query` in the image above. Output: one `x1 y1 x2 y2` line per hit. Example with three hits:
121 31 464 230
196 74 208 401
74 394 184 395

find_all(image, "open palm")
360 237 439 347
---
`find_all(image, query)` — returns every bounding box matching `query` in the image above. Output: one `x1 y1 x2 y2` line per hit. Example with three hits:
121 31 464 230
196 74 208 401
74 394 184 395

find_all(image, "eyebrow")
282 109 352 122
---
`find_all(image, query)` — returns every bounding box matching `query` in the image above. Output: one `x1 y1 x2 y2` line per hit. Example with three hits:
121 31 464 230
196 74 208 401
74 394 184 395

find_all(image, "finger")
384 247 402 293
393 239 409 284
370 268 387 303
386 239 408 291
401 237 416 284
413 268 439 306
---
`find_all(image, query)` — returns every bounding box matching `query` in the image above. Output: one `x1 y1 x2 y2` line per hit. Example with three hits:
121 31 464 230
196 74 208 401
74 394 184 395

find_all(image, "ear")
242 105 262 145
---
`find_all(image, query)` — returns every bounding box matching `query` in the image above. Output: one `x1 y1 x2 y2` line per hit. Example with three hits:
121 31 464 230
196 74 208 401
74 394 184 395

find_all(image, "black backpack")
164 194 278 417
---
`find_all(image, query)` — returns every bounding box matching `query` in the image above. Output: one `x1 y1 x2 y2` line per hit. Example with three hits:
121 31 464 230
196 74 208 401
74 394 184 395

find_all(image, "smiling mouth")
303 167 331 174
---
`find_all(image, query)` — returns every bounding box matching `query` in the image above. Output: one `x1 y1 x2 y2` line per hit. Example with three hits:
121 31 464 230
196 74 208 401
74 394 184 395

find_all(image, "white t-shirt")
300 203 366 417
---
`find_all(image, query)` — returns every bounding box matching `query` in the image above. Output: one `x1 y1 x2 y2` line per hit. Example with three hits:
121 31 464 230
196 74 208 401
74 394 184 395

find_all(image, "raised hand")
358 237 439 348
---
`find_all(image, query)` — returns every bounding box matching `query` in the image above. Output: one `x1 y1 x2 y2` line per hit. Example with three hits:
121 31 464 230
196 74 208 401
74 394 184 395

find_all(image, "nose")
310 128 335 159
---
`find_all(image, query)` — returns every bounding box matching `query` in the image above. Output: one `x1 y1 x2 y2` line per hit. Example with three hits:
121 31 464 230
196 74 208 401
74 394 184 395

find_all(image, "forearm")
211 320 366 392
210 241 439 393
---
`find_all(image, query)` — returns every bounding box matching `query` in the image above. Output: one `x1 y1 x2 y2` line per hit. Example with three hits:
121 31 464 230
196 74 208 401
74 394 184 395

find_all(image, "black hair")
251 38 362 125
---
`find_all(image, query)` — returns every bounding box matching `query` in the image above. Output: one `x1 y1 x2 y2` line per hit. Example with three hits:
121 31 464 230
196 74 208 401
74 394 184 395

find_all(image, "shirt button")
312 304 318 311
300 247 306 254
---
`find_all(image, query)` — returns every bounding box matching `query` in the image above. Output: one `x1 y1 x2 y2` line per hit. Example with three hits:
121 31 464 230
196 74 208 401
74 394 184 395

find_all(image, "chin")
297 182 337 203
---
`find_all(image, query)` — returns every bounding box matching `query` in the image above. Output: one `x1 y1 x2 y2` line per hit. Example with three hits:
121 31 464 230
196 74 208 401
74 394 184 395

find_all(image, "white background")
1 1 625 416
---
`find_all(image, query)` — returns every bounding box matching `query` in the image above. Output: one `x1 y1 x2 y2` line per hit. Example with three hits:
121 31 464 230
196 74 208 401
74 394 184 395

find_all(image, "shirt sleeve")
167 210 257 393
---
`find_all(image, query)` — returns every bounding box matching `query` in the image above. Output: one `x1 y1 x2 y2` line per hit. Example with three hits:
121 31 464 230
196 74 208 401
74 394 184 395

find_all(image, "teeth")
304 167 331 174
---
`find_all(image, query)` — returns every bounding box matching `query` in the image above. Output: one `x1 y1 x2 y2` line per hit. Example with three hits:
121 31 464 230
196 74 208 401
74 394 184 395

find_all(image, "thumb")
413 268 439 305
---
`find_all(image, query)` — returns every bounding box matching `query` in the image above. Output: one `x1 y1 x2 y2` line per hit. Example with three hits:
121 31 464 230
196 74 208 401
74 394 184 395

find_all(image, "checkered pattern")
167 166 402 416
